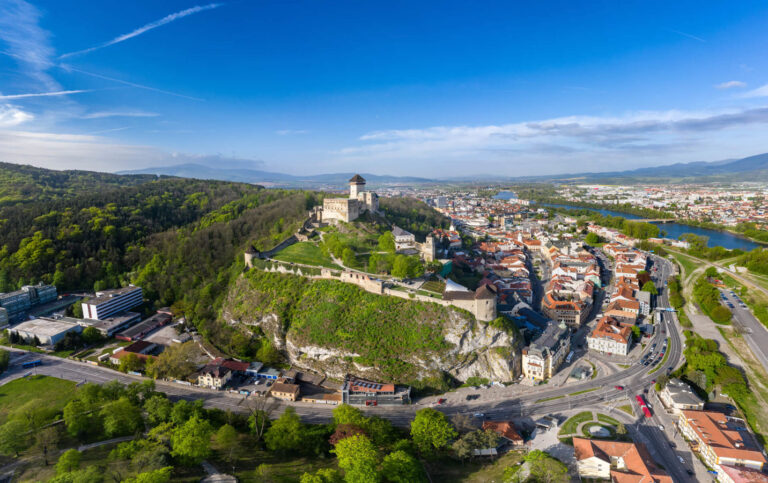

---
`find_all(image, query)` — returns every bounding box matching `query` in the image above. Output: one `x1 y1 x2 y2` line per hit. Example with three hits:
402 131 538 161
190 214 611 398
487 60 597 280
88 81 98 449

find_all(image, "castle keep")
321 174 379 223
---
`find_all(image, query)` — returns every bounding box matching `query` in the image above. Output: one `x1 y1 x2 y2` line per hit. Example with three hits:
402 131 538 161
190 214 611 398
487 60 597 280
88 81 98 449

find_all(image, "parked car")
614 385 624 390
437 398 446 405
473 413 485 419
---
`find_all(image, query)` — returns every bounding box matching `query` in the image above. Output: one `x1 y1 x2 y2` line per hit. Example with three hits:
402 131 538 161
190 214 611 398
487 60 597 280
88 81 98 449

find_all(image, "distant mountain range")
118 163 434 188
518 152 768 184
119 152 768 186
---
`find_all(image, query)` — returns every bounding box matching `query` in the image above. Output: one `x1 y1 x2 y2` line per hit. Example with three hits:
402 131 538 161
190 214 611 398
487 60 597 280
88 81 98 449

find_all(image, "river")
493 191 517 200
538 203 760 251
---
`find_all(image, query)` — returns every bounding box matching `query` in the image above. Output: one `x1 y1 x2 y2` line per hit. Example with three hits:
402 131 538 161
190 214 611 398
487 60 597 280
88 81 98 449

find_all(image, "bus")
642 406 652 418
21 360 42 369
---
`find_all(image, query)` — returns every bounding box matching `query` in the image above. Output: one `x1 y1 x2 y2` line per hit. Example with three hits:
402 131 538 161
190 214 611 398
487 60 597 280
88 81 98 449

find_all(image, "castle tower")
349 174 366 199
244 245 258 268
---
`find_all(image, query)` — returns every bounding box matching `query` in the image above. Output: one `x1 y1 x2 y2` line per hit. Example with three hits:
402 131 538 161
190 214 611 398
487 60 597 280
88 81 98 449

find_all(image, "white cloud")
81 110 159 119
0 104 34 127
337 106 768 176
60 3 224 58
0 89 92 100
715 80 746 90
0 0 58 90
740 84 768 99
276 129 308 135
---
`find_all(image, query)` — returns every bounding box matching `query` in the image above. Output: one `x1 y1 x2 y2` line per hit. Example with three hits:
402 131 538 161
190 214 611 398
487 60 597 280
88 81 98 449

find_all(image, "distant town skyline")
1 0 768 176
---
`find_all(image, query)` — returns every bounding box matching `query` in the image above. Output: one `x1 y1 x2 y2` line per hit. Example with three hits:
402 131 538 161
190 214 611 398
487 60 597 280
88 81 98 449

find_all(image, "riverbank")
537 199 767 250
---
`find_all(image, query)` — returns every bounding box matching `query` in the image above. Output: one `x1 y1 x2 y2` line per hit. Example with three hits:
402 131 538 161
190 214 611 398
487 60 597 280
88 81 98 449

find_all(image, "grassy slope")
226 270 467 381
273 241 340 268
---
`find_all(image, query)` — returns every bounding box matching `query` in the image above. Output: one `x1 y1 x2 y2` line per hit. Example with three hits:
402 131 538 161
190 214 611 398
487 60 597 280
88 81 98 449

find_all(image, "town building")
442 283 498 322
573 437 672 482
521 322 570 381
678 410 767 480
719 465 768 483
270 381 301 401
587 316 632 356
321 175 379 223
109 340 157 365
0 307 7 327
392 225 416 251
82 312 142 337
341 375 410 405
81 286 143 320
659 379 705 414
9 317 82 345
482 420 524 447
198 364 232 389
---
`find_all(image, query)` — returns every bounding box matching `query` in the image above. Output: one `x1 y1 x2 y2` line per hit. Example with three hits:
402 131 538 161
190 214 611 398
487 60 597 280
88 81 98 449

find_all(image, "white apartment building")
82 286 143 320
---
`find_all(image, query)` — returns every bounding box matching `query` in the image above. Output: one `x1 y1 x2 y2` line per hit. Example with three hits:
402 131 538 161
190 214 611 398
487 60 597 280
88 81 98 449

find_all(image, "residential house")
573 437 672 482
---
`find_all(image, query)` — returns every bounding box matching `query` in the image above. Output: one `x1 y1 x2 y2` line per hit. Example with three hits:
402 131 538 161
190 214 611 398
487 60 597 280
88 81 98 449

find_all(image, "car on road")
658 424 664 430
437 398 446 405
473 413 485 419
614 385 624 390
465 394 480 401
678 456 685 464
651 379 656 384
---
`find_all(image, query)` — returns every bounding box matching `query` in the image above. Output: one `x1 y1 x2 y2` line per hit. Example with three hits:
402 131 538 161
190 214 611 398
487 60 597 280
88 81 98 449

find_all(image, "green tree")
56 449 82 474
381 450 425 482
171 416 213 465
63 399 93 439
332 434 380 483
265 407 304 453
214 424 239 471
641 281 658 296
705 266 719 278
300 468 343 483
523 450 569 483
101 397 143 437
0 419 30 456
410 408 457 456
631 325 641 340
378 232 395 253
333 404 367 427
33 426 61 465
392 255 409 279
123 467 173 483
585 232 600 245
144 395 173 425
342 248 358 268
81 326 103 345
119 352 145 373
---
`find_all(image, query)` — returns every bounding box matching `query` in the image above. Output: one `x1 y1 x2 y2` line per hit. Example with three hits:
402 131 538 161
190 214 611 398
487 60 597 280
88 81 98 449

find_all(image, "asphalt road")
1 254 694 478
720 289 768 373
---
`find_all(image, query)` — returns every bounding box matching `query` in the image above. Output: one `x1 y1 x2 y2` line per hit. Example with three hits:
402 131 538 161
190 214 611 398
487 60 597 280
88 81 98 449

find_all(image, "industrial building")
9 317 82 345
82 286 143 320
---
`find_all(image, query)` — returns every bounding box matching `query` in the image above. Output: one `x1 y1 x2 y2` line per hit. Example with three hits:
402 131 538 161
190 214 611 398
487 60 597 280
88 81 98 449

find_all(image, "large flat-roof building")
0 307 7 327
82 286 143 320
9 317 82 345
341 375 410 406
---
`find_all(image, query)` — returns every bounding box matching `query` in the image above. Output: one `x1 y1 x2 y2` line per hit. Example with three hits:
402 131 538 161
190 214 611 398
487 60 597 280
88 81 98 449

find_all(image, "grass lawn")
568 387 599 396
535 395 565 403
273 242 340 268
597 414 620 426
669 251 700 281
458 450 526 482
559 411 593 436
0 375 77 424
617 405 634 417
581 422 615 439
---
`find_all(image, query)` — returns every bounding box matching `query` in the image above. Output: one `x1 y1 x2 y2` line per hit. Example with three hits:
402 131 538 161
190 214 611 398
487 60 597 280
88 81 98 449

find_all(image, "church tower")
349 174 366 199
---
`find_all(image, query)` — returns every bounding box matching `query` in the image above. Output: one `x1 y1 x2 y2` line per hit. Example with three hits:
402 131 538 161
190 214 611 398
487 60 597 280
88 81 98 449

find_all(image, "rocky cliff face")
221 273 521 383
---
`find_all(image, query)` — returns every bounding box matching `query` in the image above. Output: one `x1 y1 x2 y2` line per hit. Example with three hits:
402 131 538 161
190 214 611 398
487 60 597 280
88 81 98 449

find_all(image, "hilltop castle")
321 174 379 223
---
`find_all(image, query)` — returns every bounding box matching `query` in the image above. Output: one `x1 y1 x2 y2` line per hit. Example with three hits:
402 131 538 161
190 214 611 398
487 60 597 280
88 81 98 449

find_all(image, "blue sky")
1 0 768 177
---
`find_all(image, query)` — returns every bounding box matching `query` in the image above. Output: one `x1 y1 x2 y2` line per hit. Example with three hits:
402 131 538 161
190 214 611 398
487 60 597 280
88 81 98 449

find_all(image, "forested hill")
0 164 320 339
0 161 160 207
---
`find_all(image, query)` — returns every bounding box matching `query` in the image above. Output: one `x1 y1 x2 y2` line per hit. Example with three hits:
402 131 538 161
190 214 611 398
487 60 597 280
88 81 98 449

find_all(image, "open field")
0 375 77 423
